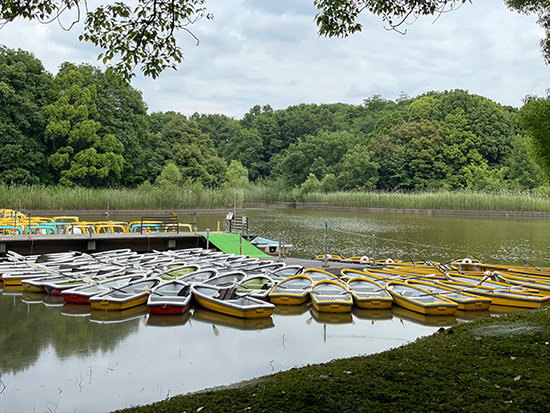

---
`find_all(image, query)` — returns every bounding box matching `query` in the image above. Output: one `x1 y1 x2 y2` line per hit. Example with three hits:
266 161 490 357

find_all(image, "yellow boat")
310 279 353 313
192 284 275 319
435 280 550 309
89 277 161 311
2 268 52 287
313 254 345 262
444 273 543 296
385 281 458 315
346 276 393 309
406 279 492 311
268 274 313 305
492 272 550 295
302 268 342 283
452 260 550 277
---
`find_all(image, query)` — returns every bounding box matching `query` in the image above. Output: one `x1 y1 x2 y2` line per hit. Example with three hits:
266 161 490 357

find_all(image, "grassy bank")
2 184 550 212
244 185 550 212
118 308 550 412
0 184 240 211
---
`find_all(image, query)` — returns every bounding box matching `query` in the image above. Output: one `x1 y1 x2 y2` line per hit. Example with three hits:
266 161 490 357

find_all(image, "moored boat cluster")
1 249 549 320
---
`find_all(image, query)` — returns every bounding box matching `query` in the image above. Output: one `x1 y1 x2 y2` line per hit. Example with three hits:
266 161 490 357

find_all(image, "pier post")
323 223 328 268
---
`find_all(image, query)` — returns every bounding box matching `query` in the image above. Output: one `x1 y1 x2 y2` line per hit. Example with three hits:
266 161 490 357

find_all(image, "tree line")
0 46 547 193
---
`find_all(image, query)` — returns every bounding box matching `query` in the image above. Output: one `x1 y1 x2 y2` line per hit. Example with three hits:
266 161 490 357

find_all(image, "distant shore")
22 203 550 219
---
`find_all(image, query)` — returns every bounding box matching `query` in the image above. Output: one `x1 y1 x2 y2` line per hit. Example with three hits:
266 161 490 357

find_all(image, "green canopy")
203 233 270 258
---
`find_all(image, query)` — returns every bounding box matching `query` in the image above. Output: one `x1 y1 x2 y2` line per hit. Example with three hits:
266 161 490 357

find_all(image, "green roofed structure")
203 233 270 258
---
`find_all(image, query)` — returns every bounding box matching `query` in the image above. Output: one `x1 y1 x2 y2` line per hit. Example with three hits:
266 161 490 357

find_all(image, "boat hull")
390 294 457 315
148 303 190 315
90 294 149 311
62 293 92 304
311 299 352 313
352 296 393 309
194 294 274 319
269 294 309 306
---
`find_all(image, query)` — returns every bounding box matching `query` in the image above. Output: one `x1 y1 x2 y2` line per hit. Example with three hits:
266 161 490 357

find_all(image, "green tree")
93 69 151 186
149 112 227 186
0 47 53 184
517 94 550 180
226 160 249 188
45 63 125 186
218 127 265 181
337 145 379 190
504 134 545 189
320 173 339 192
156 161 184 188
369 120 446 190
191 113 241 156
300 173 322 193
275 130 360 187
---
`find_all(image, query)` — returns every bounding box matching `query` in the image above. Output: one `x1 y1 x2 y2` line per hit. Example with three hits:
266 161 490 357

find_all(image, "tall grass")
297 190 550 212
1 184 549 212
0 184 238 211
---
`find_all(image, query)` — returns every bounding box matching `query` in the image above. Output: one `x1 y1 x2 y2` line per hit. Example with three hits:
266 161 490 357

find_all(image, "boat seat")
215 286 237 300
177 285 190 296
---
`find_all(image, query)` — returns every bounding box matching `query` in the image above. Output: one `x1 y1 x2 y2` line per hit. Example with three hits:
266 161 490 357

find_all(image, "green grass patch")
117 308 550 412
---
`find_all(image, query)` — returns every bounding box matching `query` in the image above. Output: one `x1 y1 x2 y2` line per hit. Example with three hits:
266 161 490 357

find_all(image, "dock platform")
0 232 369 274
0 232 207 255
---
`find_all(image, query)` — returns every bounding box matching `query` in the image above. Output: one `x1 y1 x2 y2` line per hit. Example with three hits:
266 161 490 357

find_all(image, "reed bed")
1 184 549 212
0 185 238 211
297 191 550 212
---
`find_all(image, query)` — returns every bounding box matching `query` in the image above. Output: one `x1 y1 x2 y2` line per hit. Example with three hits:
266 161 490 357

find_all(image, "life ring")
461 258 473 264
360 255 371 263
384 258 395 264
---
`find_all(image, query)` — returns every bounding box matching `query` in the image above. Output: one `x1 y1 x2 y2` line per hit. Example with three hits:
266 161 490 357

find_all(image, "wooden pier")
0 232 207 255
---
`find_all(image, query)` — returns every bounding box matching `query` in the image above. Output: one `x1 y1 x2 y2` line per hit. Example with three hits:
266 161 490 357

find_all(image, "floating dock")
0 232 207 255
0 232 368 274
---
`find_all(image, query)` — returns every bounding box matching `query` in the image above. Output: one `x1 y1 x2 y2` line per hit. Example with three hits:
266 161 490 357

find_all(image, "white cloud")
1 0 548 118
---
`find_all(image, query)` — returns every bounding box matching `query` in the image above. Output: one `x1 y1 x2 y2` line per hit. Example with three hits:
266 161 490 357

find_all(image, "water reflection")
0 209 548 411
147 312 191 327
310 308 353 325
192 307 275 330
61 303 92 317
273 303 310 316
353 307 393 321
90 306 148 324
391 306 458 327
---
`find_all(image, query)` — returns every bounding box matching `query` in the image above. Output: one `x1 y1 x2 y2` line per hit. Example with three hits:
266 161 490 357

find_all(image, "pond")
0 208 548 412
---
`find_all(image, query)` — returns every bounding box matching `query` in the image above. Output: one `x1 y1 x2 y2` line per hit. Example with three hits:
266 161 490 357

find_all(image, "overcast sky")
1 0 548 118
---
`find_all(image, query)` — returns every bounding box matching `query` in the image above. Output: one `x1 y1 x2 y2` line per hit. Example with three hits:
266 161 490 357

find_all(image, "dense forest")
1 46 547 193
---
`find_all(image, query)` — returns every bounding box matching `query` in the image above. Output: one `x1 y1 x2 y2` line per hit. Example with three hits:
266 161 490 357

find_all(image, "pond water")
1 208 548 412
